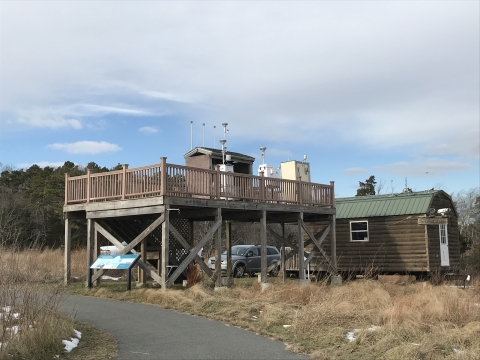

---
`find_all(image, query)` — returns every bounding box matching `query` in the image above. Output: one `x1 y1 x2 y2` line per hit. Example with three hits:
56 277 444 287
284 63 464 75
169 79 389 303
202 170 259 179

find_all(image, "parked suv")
207 245 281 278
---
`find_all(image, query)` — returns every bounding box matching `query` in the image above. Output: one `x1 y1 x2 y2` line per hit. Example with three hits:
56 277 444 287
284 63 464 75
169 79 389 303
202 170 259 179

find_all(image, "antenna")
222 123 228 140
260 147 266 164
213 126 216 149
202 123 205 147
190 121 193 150
220 139 227 164
405 177 408 189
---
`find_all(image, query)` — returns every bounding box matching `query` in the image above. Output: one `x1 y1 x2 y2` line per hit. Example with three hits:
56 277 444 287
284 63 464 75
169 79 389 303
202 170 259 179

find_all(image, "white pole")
190 121 193 150
213 126 216 149
202 123 205 147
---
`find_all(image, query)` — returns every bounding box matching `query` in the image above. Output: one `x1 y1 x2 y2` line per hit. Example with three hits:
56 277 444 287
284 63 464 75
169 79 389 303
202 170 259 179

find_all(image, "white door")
439 224 449 266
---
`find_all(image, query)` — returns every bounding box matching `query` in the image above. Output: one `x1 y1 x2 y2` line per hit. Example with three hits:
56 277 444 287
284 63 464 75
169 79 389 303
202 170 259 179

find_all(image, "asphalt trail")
61 295 309 360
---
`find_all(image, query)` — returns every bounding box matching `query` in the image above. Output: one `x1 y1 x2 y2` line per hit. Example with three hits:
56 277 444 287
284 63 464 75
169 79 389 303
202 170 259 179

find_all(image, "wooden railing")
65 157 335 207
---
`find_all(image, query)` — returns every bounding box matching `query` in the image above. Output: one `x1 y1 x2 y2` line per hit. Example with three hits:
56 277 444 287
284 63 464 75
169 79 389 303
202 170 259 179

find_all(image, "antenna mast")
220 139 227 165
202 123 205 147
213 126 216 149
260 147 266 164
190 121 193 150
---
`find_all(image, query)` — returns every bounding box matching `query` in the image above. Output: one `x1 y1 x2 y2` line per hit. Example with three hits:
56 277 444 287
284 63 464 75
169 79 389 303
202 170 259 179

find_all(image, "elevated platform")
63 158 337 288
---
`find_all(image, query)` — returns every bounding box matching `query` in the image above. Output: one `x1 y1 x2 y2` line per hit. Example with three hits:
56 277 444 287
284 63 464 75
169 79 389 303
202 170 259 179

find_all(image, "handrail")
65 159 334 207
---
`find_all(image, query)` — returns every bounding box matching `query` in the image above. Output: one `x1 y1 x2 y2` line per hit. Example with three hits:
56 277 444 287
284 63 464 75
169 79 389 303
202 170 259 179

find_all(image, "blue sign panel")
91 254 140 270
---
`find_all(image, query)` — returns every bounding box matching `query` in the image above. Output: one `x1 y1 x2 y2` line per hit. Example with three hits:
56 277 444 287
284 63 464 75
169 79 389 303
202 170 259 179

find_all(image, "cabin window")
439 224 448 245
350 221 369 242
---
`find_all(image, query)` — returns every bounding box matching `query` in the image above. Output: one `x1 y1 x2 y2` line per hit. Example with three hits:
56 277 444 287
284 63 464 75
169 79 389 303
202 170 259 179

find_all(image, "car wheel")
234 265 245 278
269 266 279 277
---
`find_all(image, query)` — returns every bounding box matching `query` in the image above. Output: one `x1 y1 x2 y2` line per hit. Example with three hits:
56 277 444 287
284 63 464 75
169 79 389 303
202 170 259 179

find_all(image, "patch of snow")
101 275 121 281
453 348 463 354
62 329 82 353
13 313 20 319
347 331 358 342
346 326 380 342
252 315 257 319
283 325 292 328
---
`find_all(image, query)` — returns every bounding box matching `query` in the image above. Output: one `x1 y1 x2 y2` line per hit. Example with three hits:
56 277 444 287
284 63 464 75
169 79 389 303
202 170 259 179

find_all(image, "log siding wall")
307 193 460 273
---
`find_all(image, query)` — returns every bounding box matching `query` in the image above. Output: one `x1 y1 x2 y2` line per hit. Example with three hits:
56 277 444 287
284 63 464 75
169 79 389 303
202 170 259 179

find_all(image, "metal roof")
335 190 445 219
184 147 255 162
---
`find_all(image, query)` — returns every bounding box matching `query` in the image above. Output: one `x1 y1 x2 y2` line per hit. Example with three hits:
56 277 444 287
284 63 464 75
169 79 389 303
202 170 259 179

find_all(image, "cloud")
47 141 121 154
139 126 159 134
343 167 367 175
16 161 66 169
139 91 198 104
374 158 473 177
18 117 82 130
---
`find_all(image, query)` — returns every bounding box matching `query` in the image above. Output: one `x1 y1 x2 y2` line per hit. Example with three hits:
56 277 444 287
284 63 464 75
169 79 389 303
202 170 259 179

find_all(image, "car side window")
248 247 259 256
267 247 276 255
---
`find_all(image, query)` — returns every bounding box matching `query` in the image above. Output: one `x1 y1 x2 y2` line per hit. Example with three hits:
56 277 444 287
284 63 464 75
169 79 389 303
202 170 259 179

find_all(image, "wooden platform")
63 158 337 288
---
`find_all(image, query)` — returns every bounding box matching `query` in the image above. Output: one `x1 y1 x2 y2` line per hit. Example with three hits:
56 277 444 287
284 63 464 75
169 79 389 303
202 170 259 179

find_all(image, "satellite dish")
427 208 436 216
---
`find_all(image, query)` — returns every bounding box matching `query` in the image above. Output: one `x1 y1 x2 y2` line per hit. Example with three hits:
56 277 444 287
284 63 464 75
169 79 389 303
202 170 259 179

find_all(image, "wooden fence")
65 157 334 207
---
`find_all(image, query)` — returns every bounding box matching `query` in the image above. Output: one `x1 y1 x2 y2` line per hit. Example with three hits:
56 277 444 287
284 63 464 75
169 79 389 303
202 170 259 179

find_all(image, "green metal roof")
336 190 442 219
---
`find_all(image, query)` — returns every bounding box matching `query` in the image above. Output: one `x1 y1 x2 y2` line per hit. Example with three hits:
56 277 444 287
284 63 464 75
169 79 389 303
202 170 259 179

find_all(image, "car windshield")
222 246 250 256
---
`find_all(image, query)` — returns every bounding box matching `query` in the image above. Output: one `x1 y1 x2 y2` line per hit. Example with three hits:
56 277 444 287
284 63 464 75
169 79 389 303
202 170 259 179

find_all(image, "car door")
246 246 261 272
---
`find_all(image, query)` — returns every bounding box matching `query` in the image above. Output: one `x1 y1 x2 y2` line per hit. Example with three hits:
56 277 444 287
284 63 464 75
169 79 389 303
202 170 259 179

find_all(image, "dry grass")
6 249 480 359
0 247 75 359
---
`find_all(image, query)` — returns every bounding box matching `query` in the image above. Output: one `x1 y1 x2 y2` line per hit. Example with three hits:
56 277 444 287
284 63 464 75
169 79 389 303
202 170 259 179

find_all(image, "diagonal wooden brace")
92 223 162 284
169 224 213 278
168 218 222 286
121 214 165 254
301 221 335 271
267 225 311 260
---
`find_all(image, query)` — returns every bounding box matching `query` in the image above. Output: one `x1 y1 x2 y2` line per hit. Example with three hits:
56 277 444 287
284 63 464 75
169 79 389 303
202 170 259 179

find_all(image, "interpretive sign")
91 254 139 270
89 254 140 290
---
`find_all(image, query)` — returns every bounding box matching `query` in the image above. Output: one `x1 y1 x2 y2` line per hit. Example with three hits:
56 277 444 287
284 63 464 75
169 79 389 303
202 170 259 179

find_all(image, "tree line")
0 161 122 249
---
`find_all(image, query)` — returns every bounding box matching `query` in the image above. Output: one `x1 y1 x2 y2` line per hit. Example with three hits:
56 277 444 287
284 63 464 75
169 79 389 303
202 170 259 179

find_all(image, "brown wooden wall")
307 195 461 273
185 154 211 169
309 215 431 273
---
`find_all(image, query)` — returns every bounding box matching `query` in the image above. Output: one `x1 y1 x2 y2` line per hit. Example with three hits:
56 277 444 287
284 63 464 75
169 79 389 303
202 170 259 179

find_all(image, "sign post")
89 254 141 290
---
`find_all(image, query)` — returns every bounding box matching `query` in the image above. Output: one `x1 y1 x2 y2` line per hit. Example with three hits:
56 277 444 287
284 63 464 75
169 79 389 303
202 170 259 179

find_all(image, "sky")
0 1 478 198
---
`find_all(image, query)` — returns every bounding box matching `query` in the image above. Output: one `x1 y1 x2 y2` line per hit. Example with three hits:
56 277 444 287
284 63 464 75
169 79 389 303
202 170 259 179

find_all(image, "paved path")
61 295 309 360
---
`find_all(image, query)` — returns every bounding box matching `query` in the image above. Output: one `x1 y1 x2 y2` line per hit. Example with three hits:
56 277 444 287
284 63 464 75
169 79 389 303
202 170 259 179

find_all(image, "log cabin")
305 190 460 277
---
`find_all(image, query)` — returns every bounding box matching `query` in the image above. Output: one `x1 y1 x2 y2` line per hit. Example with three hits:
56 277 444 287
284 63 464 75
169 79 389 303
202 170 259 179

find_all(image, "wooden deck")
65 157 335 208
63 157 337 288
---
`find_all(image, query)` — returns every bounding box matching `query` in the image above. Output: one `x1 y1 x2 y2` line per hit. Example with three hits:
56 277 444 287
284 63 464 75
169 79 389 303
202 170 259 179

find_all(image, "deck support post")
226 221 232 277
161 206 170 289
139 234 147 285
260 210 267 283
281 223 286 283
298 213 305 280
94 227 100 286
215 208 222 287
86 219 95 287
64 218 71 285
331 214 337 272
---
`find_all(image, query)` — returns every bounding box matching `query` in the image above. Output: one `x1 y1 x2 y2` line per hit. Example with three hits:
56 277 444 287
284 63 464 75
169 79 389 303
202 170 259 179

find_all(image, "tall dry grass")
0 246 75 359
7 248 480 359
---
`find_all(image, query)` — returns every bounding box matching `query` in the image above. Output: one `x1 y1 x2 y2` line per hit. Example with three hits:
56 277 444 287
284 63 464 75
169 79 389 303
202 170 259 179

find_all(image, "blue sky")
0 2 478 198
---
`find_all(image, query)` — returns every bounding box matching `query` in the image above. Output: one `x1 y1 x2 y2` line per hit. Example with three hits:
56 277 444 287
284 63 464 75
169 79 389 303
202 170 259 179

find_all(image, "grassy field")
3 248 480 359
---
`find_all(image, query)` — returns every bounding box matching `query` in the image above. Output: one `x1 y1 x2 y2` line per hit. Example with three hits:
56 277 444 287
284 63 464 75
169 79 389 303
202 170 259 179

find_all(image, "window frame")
349 220 369 242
